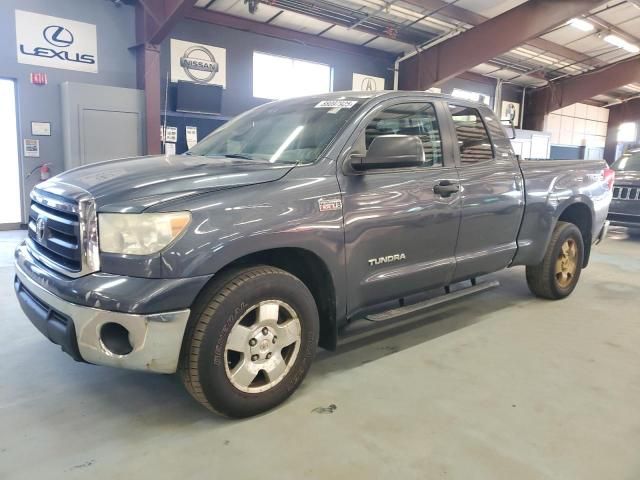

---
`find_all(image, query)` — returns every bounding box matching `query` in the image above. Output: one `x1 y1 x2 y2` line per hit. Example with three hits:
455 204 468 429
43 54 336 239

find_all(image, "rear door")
446 103 525 281
338 98 461 316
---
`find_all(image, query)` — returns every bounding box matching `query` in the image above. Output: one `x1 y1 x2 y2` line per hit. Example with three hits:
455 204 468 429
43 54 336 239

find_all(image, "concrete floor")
1 228 639 480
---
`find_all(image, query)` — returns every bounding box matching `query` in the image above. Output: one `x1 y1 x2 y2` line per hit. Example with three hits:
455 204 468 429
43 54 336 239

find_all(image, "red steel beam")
135 3 163 155
524 54 640 130
138 0 198 44
402 0 601 68
399 0 607 90
184 7 395 60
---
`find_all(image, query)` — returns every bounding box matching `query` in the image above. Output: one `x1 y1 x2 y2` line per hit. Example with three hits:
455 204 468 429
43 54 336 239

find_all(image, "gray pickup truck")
15 91 613 417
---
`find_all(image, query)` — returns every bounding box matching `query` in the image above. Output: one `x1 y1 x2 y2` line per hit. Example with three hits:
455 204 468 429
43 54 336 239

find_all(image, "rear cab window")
449 104 495 165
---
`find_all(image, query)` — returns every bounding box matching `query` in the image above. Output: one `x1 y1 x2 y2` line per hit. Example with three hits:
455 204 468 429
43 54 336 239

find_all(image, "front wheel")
179 266 319 418
526 221 584 300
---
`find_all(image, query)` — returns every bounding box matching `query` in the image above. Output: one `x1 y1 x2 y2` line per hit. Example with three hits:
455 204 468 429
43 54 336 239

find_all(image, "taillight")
603 167 615 190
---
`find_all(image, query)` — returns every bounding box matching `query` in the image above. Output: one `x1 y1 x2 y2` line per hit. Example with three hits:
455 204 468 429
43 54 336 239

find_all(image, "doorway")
0 79 22 225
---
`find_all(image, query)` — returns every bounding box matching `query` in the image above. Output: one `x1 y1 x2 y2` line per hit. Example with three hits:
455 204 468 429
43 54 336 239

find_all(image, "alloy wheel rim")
555 238 578 288
224 300 302 393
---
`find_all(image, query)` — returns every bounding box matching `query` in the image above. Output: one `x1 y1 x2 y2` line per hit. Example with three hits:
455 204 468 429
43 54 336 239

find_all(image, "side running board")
338 279 499 346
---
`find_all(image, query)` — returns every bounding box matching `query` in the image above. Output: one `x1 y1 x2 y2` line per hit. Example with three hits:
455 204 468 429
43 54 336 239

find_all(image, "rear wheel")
526 221 584 300
179 266 319 418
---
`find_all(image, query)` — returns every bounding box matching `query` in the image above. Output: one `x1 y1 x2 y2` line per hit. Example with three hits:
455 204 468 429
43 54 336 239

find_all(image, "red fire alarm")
30 73 47 85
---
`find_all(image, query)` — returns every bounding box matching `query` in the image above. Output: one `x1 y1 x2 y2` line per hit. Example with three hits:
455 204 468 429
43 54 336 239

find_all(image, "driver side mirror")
349 135 424 171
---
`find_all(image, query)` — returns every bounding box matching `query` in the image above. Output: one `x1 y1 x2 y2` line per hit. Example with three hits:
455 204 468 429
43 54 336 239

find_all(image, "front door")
339 100 461 316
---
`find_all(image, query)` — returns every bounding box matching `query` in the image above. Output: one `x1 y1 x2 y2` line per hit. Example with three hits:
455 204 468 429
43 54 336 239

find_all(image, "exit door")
0 79 22 225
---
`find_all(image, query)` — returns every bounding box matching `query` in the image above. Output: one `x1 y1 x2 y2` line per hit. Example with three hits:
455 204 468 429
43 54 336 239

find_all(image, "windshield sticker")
315 100 358 110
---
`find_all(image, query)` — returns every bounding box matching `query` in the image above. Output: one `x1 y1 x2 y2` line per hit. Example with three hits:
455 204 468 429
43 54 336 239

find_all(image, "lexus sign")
15 10 98 73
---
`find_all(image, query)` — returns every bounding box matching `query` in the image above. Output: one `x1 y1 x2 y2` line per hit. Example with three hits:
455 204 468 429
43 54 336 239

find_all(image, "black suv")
609 147 640 236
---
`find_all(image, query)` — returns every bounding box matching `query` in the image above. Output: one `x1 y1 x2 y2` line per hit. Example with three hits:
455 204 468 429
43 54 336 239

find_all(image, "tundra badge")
368 253 407 266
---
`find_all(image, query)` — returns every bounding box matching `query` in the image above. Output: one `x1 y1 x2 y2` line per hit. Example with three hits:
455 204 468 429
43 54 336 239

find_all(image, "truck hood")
36 155 295 212
614 170 640 185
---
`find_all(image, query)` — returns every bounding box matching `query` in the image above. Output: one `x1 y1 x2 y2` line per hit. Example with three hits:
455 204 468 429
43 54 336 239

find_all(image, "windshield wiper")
224 153 254 160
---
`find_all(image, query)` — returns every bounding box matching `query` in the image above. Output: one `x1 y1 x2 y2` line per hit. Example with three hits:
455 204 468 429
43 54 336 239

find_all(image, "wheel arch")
557 201 593 267
191 247 338 350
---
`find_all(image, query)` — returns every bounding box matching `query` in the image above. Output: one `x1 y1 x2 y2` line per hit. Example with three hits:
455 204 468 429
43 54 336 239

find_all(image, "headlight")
98 212 191 255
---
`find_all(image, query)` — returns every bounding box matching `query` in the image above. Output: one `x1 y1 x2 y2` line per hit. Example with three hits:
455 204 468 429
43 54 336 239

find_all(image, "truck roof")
272 90 491 109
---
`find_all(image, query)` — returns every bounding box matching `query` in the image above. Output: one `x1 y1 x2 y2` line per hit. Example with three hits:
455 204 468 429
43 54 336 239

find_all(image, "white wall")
0 0 137 223
544 103 609 149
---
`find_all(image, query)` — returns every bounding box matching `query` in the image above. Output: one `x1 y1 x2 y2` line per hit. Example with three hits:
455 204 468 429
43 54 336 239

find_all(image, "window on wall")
618 122 638 143
451 88 491 106
449 104 494 164
253 52 333 100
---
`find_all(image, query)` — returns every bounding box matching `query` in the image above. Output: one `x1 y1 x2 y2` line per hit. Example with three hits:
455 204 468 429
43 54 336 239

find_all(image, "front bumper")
15 263 190 374
607 212 640 229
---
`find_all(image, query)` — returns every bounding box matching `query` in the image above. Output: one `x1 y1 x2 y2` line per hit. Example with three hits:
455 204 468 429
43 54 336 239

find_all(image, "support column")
136 43 161 155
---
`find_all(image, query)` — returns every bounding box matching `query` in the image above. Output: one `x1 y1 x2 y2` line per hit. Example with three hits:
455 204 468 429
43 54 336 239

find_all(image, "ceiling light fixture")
604 34 640 53
567 18 594 31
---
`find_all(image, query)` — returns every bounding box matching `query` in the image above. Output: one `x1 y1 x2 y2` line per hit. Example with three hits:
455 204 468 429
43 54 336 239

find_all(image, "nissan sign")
179 46 219 83
16 10 98 73
171 39 226 87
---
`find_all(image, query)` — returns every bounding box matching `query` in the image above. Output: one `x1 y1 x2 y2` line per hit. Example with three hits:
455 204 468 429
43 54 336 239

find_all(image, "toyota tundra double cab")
15 91 613 417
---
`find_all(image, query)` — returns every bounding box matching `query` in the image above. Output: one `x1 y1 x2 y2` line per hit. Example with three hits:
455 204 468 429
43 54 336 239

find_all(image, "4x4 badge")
318 198 342 212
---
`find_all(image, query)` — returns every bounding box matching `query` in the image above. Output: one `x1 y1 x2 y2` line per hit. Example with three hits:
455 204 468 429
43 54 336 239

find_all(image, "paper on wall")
165 126 178 143
186 126 198 149
24 139 40 157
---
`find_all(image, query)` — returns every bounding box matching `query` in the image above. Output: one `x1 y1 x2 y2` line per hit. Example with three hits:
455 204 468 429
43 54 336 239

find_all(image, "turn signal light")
603 167 615 190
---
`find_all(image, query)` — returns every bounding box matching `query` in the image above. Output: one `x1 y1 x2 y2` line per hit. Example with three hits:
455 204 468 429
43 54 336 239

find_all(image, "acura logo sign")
361 77 376 91
180 45 219 84
43 25 74 47
36 217 47 242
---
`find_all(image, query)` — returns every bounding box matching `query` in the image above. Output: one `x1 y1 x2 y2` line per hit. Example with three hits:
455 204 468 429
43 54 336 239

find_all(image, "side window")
363 103 443 167
449 104 494 164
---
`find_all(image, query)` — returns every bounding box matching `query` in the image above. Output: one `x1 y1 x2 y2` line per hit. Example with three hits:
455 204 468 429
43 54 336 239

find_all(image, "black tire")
179 266 319 418
526 221 584 300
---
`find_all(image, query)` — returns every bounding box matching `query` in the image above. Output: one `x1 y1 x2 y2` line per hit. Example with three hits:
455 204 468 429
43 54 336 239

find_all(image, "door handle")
433 180 460 197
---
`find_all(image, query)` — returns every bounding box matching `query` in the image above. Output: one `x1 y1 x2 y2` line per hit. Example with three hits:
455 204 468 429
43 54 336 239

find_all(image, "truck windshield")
187 98 362 164
612 150 640 171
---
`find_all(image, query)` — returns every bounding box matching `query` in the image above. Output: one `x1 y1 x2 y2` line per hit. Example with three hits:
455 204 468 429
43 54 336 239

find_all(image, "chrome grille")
29 200 81 271
27 188 100 277
612 185 640 201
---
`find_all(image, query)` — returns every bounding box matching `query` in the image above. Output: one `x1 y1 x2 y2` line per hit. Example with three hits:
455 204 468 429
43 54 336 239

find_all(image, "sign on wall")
15 10 98 73
352 73 385 92
501 101 521 127
170 39 226 87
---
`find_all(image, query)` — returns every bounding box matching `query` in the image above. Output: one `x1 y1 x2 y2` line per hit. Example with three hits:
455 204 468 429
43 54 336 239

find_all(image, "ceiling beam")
200 0 424 46
590 15 640 44
523 54 640 130
402 0 601 68
185 7 395 60
398 0 608 91
138 0 198 44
